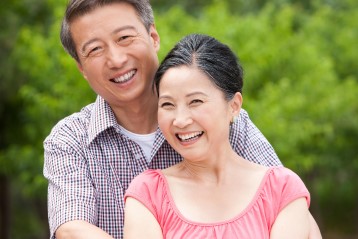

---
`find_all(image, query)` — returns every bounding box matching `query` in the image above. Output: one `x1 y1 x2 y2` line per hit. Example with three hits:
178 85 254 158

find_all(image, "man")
44 0 321 238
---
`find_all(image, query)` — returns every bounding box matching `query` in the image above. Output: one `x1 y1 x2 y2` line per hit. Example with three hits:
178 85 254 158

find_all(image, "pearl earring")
230 115 238 125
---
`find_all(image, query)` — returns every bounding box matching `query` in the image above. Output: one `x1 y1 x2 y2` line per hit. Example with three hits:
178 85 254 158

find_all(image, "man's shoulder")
44 103 94 142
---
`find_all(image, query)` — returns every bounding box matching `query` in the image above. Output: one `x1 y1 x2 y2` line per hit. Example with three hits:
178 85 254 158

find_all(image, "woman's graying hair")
60 0 154 62
154 34 243 101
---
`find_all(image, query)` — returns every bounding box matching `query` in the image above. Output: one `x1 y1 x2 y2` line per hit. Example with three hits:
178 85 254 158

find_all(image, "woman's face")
157 65 241 161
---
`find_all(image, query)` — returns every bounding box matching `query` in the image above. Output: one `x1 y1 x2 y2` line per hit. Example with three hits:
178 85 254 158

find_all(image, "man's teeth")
113 70 136 83
177 132 203 141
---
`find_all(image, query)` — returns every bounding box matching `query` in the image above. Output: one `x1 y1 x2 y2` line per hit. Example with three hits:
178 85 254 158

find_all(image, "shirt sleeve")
43 121 97 239
277 167 311 211
124 170 164 220
231 109 282 166
270 167 311 213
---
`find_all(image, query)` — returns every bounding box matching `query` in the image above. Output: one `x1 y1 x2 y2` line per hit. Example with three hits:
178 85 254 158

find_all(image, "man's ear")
149 24 160 52
230 92 243 116
77 62 88 80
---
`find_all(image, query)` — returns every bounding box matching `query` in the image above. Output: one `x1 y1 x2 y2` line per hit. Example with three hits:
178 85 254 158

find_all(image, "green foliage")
0 0 94 237
6 0 95 191
1 0 357 237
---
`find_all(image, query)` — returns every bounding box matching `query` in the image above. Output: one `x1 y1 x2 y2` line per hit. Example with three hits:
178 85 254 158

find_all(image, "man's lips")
110 69 137 83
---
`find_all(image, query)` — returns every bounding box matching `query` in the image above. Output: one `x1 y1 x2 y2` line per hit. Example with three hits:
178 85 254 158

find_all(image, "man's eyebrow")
80 25 136 53
112 25 136 35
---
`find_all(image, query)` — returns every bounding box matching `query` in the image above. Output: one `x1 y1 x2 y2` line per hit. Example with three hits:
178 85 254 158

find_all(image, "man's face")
71 2 160 108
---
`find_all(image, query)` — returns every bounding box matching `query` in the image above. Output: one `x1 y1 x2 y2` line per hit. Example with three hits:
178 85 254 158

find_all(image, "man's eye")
119 35 130 40
190 99 203 104
84 46 101 57
117 35 134 45
90 46 101 53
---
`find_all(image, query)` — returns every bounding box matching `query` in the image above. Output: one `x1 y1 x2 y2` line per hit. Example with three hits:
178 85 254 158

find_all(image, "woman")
124 34 311 238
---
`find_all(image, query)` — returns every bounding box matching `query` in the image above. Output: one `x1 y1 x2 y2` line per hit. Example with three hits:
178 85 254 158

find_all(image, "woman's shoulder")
263 166 310 207
268 166 304 183
130 169 164 187
125 169 168 203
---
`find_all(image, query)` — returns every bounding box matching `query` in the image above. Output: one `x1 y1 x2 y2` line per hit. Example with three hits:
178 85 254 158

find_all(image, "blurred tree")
0 1 54 238
0 0 93 238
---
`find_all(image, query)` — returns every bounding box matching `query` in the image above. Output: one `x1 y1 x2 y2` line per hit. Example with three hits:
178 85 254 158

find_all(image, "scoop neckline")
155 167 278 226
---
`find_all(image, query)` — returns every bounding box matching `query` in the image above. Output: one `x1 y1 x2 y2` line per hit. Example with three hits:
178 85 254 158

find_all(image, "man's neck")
111 96 158 134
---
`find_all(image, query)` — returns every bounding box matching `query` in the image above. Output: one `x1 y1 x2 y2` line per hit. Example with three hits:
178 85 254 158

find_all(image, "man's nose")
106 44 128 68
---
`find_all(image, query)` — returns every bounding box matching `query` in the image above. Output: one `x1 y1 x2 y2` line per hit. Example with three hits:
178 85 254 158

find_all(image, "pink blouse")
124 167 310 238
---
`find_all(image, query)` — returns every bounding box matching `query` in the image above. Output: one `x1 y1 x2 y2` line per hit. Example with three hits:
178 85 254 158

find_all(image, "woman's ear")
230 92 243 117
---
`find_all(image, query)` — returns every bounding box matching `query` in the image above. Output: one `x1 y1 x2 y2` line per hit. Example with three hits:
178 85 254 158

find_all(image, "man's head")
62 0 160 108
61 0 155 62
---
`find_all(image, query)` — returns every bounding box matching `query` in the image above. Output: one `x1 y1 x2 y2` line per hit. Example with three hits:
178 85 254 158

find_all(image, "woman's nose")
173 108 193 128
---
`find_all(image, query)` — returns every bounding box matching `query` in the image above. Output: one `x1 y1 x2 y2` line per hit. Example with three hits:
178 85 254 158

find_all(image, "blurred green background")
0 0 357 238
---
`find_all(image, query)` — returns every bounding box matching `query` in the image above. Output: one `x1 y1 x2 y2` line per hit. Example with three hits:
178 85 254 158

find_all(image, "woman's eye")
160 102 174 108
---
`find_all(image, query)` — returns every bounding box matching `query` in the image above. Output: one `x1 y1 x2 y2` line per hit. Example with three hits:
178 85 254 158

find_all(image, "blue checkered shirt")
43 96 281 239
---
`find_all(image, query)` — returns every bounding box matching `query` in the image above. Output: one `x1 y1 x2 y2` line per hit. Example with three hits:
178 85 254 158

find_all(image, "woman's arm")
309 213 322 239
270 197 310 239
124 197 163 239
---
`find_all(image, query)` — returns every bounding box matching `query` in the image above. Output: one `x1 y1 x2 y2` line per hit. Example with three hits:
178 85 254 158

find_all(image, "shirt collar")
88 96 118 144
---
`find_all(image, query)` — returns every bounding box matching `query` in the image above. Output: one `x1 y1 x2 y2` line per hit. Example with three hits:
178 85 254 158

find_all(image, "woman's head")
154 34 243 101
156 34 244 160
